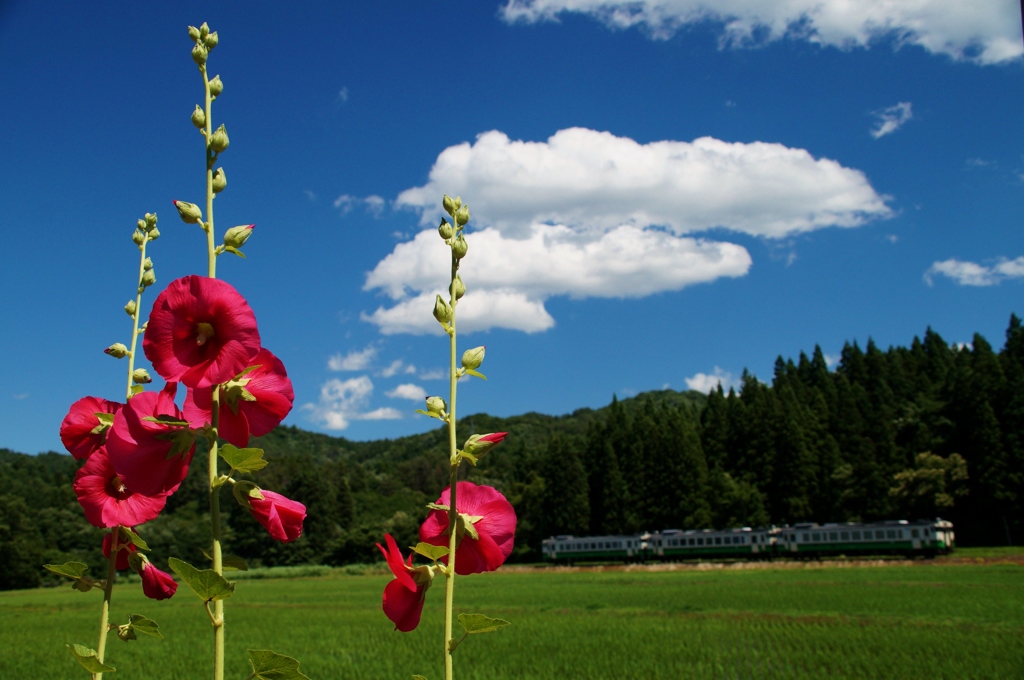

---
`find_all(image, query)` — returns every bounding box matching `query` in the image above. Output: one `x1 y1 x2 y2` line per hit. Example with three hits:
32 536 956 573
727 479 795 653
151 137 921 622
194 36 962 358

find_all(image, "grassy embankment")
1 559 1021 679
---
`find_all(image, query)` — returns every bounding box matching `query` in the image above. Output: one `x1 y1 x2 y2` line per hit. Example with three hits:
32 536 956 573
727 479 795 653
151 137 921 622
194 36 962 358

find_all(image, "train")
541 518 955 563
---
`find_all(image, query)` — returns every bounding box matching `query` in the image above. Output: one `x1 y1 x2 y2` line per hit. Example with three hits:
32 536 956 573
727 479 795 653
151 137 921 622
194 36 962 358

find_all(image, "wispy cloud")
685 367 738 393
328 346 377 371
303 376 401 430
499 0 1023 65
386 383 428 401
418 368 447 380
380 359 418 378
334 194 387 217
338 87 349 103
870 102 913 139
13 393 28 400
925 256 1024 286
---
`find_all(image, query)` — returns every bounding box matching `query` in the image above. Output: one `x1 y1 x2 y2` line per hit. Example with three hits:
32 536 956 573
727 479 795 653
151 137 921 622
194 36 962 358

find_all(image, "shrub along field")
1 562 1021 679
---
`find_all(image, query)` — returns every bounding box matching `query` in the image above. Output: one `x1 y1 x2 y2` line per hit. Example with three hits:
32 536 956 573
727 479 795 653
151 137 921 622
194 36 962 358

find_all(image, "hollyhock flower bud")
132 229 146 246
192 42 208 65
461 346 485 371
137 219 147 231
141 269 156 288
210 124 229 152
143 275 260 388
106 383 195 497
462 432 507 459
188 25 201 41
144 213 157 230
204 31 219 49
148 226 160 241
433 295 451 325
212 167 227 193
75 446 171 527
223 224 254 249
105 343 129 358
143 257 153 271
455 205 470 226
240 487 306 543
438 218 453 240
443 194 456 216
191 105 206 129
452 234 468 260
138 559 178 600
420 481 516 575
102 531 137 571
199 21 210 38
376 534 433 632
173 200 202 224
452 274 465 300
132 368 152 384
60 396 122 460
185 348 294 447
425 396 446 416
124 300 137 317
208 74 223 97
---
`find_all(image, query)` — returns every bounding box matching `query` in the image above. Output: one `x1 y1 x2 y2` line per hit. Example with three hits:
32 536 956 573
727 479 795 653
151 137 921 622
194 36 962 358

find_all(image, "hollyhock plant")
377 534 433 632
59 396 122 460
184 348 294 447
240 487 306 543
143 275 260 388
137 559 178 601
420 481 516 576
106 383 196 497
102 532 137 571
74 446 172 528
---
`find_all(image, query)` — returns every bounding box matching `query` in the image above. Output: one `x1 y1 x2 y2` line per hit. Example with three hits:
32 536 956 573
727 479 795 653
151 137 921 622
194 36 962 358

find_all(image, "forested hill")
3 317 1024 591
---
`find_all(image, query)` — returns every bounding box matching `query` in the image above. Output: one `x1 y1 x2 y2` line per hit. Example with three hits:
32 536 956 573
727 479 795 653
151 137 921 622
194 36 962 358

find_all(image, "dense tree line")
2 318 1021 590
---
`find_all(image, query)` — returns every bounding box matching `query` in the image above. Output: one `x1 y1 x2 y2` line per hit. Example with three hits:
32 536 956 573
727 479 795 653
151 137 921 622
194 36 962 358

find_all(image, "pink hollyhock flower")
106 383 195 497
376 533 432 632
143 275 261 389
185 348 294 447
60 396 122 460
247 490 306 542
75 446 171 528
102 532 137 571
138 561 177 600
419 481 517 575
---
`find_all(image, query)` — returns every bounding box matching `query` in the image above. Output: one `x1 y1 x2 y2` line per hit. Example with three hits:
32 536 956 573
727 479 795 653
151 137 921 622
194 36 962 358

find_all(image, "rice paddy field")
1 557 1022 679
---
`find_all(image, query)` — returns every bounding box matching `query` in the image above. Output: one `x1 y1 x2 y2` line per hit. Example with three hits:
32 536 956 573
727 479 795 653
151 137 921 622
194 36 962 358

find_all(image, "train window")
886 530 895 539
688 538 695 546
852 531 860 540
911 529 919 538
812 533 820 541
697 538 704 546
714 537 722 545
803 533 810 542
841 532 849 540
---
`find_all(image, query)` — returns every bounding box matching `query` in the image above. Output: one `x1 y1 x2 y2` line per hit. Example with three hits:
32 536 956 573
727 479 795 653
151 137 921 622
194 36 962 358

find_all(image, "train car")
541 533 646 563
775 518 954 557
647 526 774 559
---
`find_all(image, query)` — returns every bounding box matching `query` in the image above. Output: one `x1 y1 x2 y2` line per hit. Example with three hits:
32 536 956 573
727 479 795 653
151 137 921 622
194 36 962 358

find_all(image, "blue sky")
1 1 1023 454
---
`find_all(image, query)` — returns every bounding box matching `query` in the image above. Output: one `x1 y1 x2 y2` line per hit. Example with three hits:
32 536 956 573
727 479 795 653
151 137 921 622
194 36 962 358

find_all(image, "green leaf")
247 649 310 680
44 561 89 579
71 578 95 593
127 613 162 639
201 550 249 571
426 502 449 512
464 368 487 380
167 557 235 602
458 614 511 635
224 245 246 259
66 644 115 674
129 384 145 396
414 409 444 420
121 528 150 551
218 444 268 473
410 543 449 562
412 676 428 680
459 450 479 466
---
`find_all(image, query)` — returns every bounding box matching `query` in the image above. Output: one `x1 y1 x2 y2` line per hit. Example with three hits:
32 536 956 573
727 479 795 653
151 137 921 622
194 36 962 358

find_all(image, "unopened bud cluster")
432 195 473 335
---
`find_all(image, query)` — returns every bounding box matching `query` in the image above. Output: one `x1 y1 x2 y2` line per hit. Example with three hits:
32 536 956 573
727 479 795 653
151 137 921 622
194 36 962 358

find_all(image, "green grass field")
2 561 1022 679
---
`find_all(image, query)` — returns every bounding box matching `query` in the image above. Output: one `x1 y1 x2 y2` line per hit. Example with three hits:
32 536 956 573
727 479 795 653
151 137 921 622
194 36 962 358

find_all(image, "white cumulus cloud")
328 346 377 371
380 359 418 377
363 223 751 334
386 383 429 401
499 0 1023 65
304 376 402 430
685 366 737 393
396 128 891 240
871 102 913 139
925 257 1024 287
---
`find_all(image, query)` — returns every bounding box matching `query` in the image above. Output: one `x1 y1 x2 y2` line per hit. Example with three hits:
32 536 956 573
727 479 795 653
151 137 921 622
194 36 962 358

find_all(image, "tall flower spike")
420 481 516 575
143 275 261 389
376 534 432 632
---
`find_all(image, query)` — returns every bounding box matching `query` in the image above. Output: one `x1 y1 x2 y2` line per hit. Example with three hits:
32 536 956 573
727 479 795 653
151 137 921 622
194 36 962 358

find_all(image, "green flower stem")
200 60 225 680
443 250 460 680
124 235 150 401
94 527 119 680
